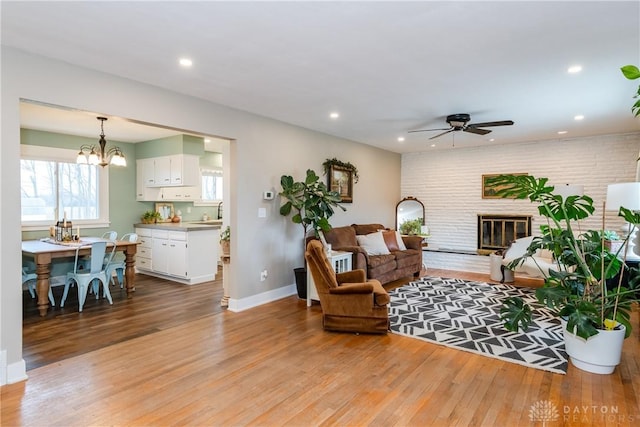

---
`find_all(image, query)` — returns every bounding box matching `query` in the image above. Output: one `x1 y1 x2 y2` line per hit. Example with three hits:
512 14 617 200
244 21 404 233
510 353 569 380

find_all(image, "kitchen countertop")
134 220 222 231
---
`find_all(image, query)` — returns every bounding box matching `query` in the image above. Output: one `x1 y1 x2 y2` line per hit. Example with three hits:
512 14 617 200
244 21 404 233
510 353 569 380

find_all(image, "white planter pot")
561 319 626 374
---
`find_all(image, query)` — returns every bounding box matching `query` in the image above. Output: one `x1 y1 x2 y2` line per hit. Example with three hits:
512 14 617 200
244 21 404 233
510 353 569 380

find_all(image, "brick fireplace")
477 214 532 255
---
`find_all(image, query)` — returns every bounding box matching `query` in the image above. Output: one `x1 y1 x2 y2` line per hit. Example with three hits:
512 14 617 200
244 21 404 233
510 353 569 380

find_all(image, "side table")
307 250 353 307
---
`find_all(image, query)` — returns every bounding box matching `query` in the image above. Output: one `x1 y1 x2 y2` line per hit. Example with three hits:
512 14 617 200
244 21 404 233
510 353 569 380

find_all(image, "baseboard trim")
0 351 28 385
134 270 216 285
227 284 297 312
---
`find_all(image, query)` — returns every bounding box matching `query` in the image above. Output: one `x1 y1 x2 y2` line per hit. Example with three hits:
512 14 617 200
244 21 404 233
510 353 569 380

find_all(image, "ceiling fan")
408 113 514 140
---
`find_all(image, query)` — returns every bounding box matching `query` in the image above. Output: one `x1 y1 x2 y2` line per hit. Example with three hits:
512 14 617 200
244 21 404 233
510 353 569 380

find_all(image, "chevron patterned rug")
388 277 568 374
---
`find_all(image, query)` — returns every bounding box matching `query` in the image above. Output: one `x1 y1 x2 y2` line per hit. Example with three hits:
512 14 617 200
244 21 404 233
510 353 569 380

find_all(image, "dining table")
22 237 139 316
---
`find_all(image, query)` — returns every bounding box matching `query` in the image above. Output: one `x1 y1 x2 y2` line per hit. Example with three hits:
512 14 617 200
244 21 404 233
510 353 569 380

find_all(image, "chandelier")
76 117 126 167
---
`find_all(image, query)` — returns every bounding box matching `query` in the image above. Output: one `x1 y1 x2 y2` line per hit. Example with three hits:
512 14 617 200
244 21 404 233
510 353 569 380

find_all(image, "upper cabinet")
136 155 201 201
142 154 200 188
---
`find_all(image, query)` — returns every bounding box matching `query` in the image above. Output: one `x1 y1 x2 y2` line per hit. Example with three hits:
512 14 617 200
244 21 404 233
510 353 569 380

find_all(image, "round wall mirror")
396 197 425 234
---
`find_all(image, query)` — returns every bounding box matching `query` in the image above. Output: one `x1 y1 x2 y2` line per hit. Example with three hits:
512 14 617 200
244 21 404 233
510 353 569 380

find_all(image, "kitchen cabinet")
135 227 153 270
151 230 187 277
144 154 200 187
136 159 161 201
135 225 218 285
158 186 199 201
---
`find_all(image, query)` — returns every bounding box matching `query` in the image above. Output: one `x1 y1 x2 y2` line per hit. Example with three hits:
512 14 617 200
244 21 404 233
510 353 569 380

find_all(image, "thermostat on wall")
263 191 275 200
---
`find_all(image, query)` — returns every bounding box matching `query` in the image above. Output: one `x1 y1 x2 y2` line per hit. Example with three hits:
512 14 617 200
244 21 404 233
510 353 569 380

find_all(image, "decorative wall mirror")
396 196 425 235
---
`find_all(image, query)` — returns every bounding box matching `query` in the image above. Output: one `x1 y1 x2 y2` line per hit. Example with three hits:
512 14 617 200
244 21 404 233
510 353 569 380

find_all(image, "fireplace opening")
477 214 532 255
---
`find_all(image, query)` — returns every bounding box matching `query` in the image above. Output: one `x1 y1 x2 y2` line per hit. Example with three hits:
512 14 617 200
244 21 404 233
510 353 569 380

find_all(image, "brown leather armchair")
305 240 389 334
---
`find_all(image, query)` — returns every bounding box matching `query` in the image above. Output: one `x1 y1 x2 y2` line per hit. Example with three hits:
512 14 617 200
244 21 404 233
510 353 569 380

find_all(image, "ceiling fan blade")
429 129 454 140
408 127 450 133
468 120 514 128
464 127 492 136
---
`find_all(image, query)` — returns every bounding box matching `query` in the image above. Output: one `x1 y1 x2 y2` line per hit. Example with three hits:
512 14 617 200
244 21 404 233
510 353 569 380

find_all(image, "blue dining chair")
61 241 116 312
80 231 117 265
22 262 55 306
106 232 138 288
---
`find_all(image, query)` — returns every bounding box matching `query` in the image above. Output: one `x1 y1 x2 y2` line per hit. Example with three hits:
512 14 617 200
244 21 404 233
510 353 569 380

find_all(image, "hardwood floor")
22 272 226 370
2 269 639 426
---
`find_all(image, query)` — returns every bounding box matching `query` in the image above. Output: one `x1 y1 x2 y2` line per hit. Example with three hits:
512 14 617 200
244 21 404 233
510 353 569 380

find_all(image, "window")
199 169 223 203
21 145 109 229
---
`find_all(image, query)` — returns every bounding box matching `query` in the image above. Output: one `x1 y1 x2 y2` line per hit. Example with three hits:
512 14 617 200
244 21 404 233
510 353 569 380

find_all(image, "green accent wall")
136 134 205 158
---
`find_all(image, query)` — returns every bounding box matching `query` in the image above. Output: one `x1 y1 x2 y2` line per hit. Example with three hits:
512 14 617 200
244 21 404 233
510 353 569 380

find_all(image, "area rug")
388 277 568 374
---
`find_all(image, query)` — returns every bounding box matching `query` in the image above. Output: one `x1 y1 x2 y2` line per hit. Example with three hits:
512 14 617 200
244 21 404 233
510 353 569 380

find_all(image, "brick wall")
401 132 640 274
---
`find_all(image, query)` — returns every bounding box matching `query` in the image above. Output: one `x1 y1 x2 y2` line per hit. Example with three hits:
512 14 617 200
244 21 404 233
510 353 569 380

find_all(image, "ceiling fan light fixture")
408 112 513 141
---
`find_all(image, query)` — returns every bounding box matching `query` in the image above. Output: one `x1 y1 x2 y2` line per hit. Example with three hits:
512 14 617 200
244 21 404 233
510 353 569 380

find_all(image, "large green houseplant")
280 169 345 298
621 64 640 116
487 174 640 343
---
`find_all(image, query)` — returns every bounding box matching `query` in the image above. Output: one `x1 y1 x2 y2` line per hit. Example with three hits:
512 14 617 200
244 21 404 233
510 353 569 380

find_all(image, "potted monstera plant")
489 174 640 374
279 169 345 298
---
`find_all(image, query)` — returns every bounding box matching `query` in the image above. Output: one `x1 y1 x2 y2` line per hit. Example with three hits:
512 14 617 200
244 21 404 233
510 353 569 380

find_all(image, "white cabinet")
135 226 218 285
136 159 161 201
145 155 200 188
142 158 156 186
151 230 187 277
158 186 199 201
135 227 153 271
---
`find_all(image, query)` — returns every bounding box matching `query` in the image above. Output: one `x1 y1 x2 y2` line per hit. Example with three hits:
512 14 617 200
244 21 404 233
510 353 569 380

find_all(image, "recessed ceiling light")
204 138 211 143
179 58 193 67
574 115 585 121
430 144 436 148
397 136 405 142
329 112 340 119
557 130 568 135
567 65 582 74
489 138 495 142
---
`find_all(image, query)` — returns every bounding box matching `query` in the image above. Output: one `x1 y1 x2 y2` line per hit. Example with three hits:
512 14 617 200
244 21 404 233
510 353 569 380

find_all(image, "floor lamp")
606 182 640 262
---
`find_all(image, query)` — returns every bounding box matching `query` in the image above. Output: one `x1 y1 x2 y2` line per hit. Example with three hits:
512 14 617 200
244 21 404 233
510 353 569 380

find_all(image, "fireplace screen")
477 214 532 255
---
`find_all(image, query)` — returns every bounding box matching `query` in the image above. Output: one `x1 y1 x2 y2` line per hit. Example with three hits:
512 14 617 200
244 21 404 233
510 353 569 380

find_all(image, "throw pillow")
395 230 407 251
382 230 407 251
356 231 391 255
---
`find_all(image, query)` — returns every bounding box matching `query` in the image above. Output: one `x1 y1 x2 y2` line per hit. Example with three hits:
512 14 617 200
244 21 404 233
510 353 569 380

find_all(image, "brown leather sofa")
321 223 423 285
305 240 389 334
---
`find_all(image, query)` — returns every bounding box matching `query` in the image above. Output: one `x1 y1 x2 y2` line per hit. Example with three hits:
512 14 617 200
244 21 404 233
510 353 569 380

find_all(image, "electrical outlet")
260 269 268 281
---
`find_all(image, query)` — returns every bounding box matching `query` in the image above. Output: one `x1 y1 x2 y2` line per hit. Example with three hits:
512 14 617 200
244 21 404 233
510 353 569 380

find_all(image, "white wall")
402 133 640 273
0 47 401 384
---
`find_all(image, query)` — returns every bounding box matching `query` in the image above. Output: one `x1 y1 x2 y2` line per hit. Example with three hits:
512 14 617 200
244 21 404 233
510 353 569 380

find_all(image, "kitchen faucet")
217 202 223 220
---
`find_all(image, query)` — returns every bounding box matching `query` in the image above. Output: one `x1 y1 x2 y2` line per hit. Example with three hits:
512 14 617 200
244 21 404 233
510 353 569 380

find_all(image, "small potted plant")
219 226 230 262
141 210 162 224
399 218 423 236
603 230 623 254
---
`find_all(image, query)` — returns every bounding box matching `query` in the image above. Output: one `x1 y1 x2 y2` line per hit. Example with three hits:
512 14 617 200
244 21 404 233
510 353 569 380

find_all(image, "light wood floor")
2 269 639 426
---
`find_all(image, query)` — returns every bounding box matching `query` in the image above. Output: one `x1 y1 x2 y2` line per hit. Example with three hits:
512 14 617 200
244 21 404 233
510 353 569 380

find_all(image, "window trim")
21 145 110 231
194 167 223 206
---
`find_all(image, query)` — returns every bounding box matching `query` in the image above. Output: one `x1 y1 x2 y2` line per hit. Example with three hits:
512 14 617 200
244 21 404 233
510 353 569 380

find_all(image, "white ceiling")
3 1 639 154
